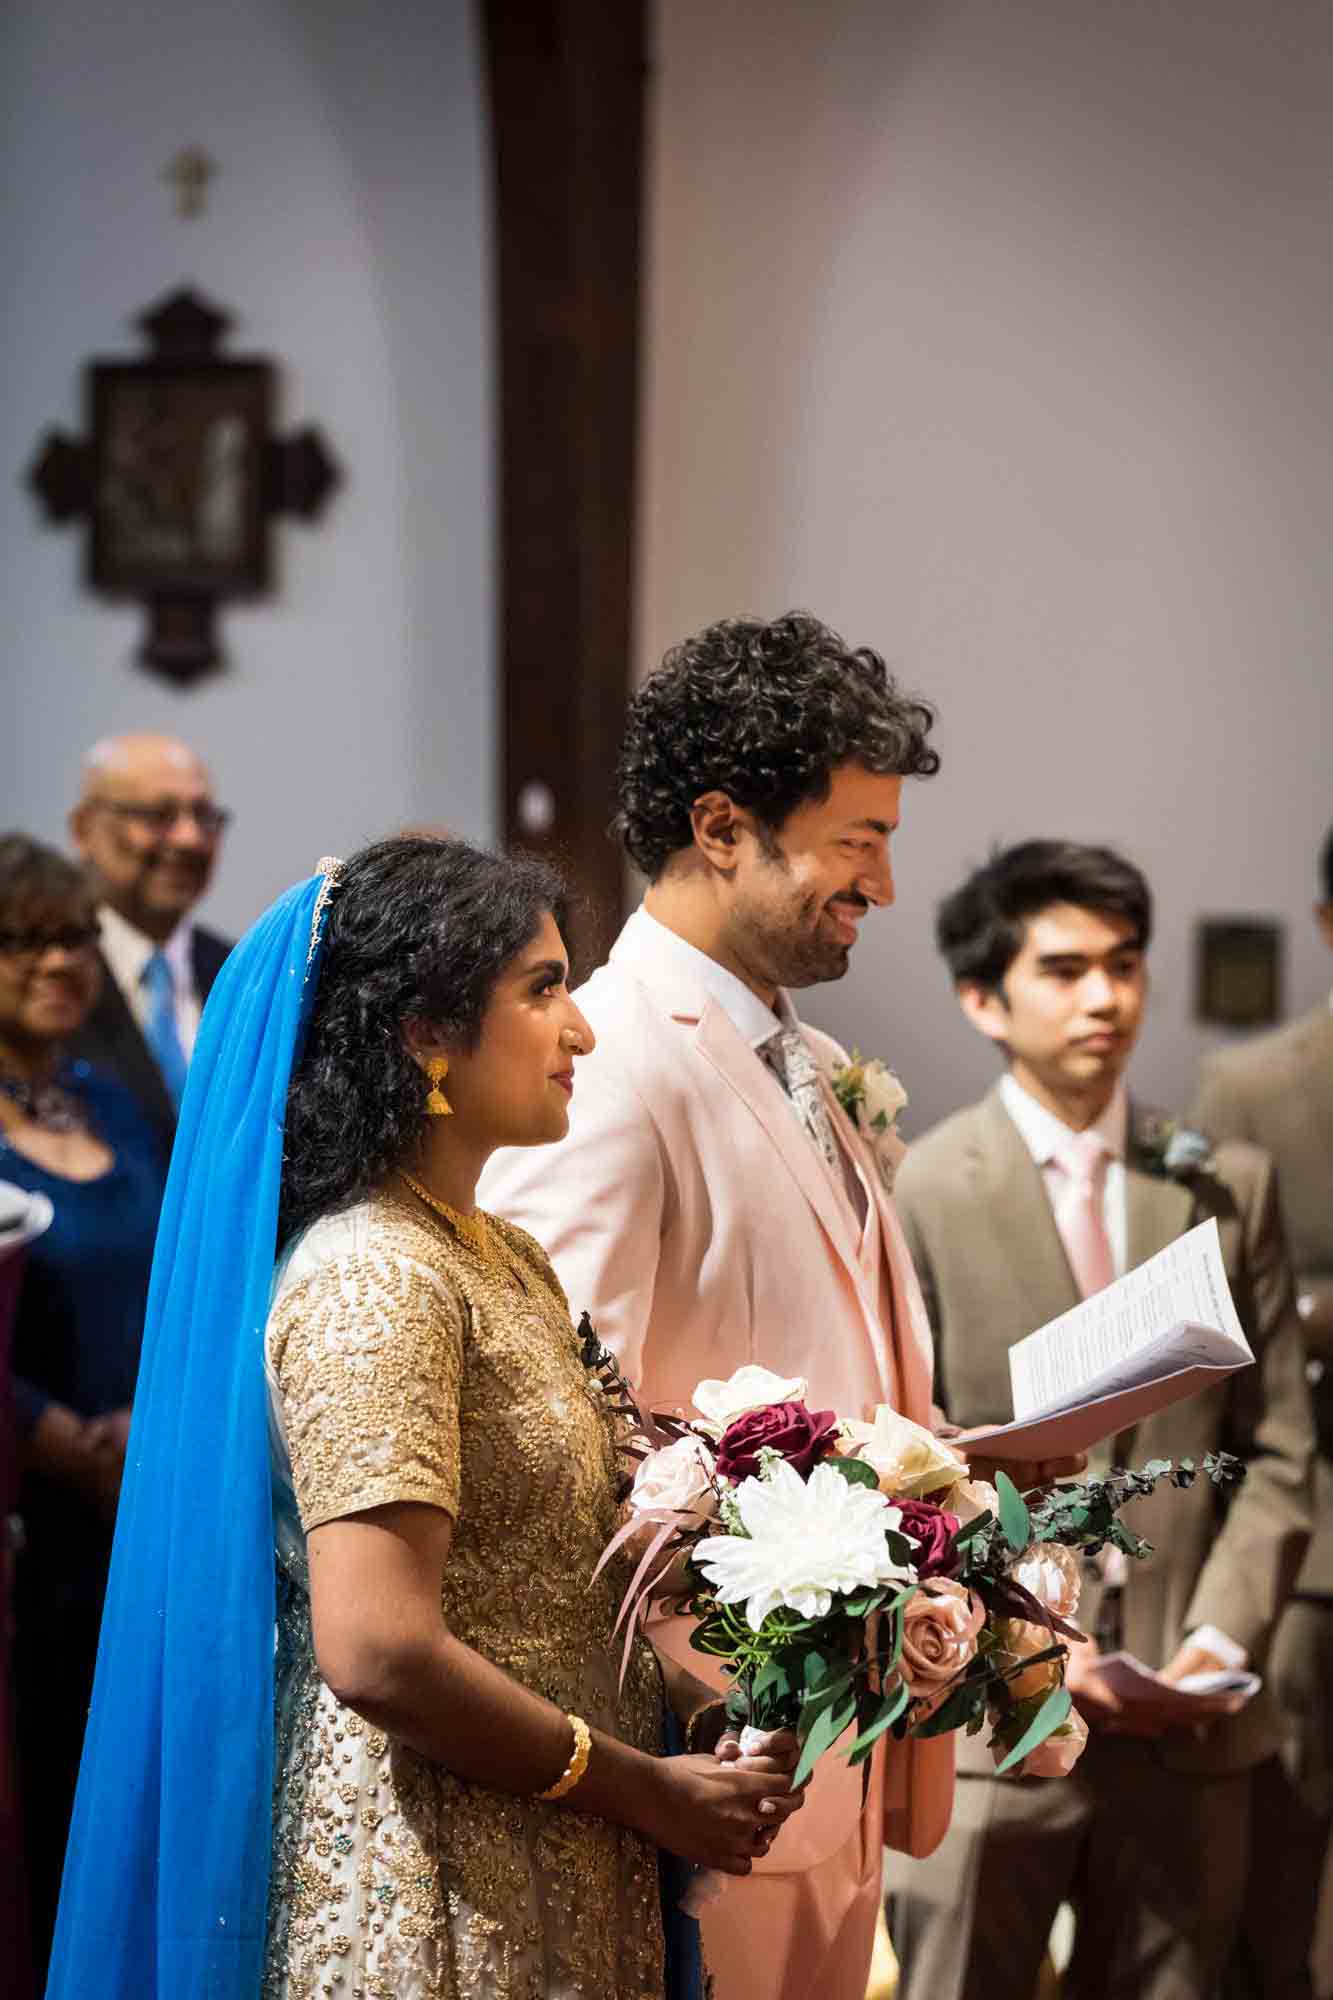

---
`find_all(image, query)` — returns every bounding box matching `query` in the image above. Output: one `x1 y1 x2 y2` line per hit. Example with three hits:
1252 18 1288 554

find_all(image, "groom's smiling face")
729 763 902 990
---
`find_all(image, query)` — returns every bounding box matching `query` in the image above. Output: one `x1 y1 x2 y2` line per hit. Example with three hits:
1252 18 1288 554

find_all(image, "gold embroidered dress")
262 1193 666 1999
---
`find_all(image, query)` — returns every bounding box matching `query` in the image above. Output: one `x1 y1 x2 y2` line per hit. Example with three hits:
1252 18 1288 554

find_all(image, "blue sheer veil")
46 867 338 1999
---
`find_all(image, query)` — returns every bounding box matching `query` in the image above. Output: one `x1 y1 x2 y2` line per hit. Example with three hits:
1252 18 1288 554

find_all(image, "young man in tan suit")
886 839 1313 2000
1194 822 1333 1999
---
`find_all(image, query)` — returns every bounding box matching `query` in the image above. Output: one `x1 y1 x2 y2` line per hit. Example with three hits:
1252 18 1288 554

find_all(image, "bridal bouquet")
587 1333 1244 1789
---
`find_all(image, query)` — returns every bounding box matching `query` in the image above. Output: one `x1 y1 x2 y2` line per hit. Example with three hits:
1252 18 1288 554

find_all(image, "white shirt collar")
629 906 792 1047
999 1070 1129 1167
98 903 193 996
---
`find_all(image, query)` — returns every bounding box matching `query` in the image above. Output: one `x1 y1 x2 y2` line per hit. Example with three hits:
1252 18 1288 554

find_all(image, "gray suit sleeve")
1191 1062 1256 1148
1184 1150 1314 1657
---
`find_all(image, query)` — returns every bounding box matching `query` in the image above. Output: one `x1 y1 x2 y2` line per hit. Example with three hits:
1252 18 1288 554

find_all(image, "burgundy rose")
893 1498 960 1579
715 1401 839 1483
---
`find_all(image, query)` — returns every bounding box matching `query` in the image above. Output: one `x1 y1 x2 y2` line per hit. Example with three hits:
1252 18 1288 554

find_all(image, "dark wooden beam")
482 0 646 975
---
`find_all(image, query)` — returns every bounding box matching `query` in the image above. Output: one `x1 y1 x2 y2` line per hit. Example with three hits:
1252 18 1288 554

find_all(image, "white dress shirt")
630 906 795 1069
1000 1071 1129 1277
630 907 868 1220
998 1069 1244 1668
97 905 202 1058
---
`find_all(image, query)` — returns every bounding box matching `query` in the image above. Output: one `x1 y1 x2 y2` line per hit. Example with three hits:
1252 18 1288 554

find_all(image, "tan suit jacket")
894 1084 1313 1775
1194 1006 1333 1596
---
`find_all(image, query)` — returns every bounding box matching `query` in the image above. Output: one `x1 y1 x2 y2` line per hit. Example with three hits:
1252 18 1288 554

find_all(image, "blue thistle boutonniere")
1134 1116 1216 1182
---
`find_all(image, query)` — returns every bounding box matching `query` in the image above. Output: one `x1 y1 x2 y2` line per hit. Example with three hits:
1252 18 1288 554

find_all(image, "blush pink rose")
900 1579 984 1701
1011 1542 1082 1621
997 1618 1066 1703
996 1705 1089 1778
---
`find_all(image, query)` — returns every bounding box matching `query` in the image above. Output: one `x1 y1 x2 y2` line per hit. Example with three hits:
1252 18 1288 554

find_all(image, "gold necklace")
395 1170 531 1292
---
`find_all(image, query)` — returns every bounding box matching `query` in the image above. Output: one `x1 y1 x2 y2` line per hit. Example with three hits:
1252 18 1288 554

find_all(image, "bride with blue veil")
45 836 802 1999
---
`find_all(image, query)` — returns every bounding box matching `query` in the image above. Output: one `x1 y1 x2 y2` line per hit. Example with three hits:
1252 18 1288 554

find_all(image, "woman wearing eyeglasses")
0 834 167 1980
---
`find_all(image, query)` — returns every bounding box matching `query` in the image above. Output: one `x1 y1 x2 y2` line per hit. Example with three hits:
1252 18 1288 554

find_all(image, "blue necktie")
141 950 189 1107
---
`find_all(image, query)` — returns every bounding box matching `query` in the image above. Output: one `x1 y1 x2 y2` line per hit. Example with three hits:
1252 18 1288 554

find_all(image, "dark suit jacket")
69 925 231 1155
895 1084 1314 1774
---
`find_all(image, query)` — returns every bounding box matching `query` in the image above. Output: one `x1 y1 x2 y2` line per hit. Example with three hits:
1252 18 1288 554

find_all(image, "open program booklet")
963 1217 1254 1463
1088 1650 1261 1710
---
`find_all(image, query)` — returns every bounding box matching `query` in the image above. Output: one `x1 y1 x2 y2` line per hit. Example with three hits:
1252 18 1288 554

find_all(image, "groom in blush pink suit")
483 613 1069 2000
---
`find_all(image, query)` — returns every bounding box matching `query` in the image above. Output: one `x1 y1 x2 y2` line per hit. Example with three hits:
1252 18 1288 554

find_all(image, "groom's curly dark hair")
613 611 940 879
279 835 566 1244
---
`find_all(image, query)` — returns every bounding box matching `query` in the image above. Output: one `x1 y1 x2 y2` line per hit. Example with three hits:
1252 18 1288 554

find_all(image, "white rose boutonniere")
830 1051 909 1191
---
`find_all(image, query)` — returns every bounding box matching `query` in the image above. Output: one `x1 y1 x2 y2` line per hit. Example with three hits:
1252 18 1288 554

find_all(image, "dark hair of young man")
936 839 1153 992
1320 820 1333 905
612 610 940 880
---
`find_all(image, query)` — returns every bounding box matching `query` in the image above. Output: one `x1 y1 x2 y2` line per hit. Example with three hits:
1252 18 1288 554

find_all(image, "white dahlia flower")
693 1458 915 1631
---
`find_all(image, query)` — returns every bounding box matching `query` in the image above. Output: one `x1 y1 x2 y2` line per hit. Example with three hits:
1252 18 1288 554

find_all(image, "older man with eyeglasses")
68 733 232 1151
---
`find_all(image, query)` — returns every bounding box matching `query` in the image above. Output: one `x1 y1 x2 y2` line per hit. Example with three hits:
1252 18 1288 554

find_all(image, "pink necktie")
1051 1129 1114 1298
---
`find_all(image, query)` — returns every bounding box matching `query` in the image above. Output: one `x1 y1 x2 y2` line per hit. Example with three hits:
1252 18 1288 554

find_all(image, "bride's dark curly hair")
279 835 567 1244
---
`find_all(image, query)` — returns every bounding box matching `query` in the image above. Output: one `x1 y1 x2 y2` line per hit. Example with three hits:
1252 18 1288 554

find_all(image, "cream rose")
900 1579 984 1701
996 1706 1089 1779
860 1060 908 1130
693 1366 807 1436
628 1436 717 1524
840 1407 969 1499
942 1477 999 1524
1012 1542 1082 1621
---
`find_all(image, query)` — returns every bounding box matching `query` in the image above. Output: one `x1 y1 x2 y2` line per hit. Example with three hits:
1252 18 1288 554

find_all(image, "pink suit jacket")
479 913 955 1870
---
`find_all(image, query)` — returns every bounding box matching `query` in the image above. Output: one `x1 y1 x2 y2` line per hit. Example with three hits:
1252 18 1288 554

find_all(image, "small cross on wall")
164 146 217 219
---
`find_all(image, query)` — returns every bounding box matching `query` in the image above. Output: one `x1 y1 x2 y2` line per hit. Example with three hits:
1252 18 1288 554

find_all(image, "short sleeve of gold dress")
262 1193 667 2000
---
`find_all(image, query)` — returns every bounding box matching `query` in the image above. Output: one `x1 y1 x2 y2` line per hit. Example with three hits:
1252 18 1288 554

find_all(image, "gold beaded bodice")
262 1194 665 2000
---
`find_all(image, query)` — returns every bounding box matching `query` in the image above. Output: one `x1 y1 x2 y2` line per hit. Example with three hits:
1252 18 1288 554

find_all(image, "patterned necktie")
1051 1128 1114 1298
141 950 189 1108
757 1027 840 1172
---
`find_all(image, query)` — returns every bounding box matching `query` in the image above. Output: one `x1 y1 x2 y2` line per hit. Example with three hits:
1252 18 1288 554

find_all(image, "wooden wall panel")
482 0 647 973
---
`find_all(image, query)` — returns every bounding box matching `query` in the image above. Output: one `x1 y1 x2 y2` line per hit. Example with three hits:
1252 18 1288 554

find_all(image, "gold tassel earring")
424 1056 453 1117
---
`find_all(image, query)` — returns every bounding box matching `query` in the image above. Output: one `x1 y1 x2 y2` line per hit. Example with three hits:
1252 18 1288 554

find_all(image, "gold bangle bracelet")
684 1699 727 1755
536 1713 592 1801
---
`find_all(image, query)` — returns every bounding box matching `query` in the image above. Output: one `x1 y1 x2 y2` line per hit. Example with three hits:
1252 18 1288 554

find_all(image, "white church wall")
639 0 1333 1137
2 0 494 937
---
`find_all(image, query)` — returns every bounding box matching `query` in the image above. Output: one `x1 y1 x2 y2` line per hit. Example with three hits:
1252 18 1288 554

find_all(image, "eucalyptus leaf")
803 1650 843 1694
750 1661 793 1712
848 1680 911 1762
996 1471 1031 1551
793 1688 857 1788
830 1455 881 1491
951 1511 994 1548
912 1678 988 1739
994 1685 1072 1774
884 1529 916 1567
841 1586 890 1618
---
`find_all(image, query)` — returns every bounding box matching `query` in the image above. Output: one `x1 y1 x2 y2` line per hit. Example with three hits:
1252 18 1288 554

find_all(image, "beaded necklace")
395 1170 532 1294
0 1071 86 1136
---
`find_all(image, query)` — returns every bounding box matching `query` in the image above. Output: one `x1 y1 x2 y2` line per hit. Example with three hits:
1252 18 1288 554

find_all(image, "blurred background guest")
0 1182 52 2000
0 835 166 1978
68 733 231 1155
1195 819 1333 2000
